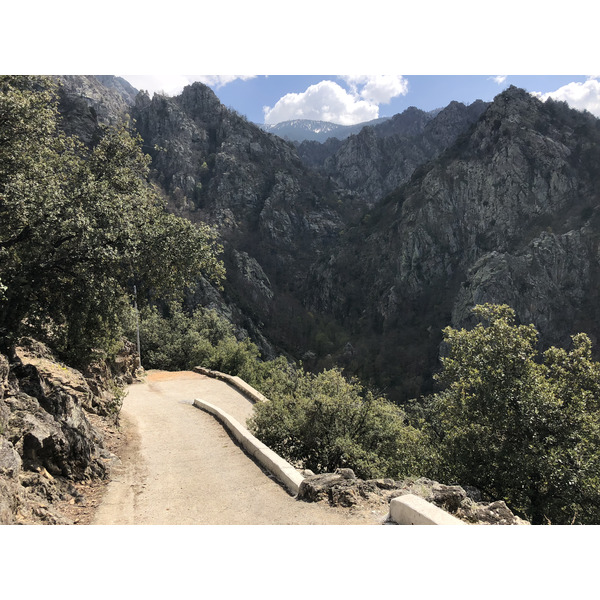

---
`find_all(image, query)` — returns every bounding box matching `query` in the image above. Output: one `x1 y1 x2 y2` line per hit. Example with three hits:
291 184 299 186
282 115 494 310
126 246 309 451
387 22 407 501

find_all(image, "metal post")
134 284 141 368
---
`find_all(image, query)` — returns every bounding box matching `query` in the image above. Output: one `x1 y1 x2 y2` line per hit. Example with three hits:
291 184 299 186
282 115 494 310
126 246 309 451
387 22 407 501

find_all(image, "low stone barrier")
193 366 268 403
194 367 465 524
192 398 304 496
389 494 466 525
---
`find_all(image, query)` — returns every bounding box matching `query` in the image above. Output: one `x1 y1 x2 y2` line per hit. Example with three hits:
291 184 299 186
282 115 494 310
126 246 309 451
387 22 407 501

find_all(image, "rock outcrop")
298 469 529 525
54 75 137 144
302 101 488 207
0 338 134 524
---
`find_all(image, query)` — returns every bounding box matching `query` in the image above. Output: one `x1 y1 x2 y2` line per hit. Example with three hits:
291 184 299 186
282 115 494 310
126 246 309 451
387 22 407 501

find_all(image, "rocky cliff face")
130 82 352 355
132 83 344 248
306 87 600 400
0 338 139 524
54 75 137 144
313 101 488 207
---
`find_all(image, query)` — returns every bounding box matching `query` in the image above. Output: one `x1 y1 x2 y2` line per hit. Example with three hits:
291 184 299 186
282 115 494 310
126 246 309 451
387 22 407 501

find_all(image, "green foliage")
136 301 306 403
137 303 432 481
0 76 224 363
426 303 600 524
248 367 433 479
137 303 262 375
106 379 128 425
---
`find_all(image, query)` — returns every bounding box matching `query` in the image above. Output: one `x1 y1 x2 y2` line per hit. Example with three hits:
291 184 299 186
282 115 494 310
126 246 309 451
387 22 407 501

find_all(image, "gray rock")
299 472 528 524
0 353 9 400
298 473 345 503
335 468 356 479
0 438 21 478
5 340 107 480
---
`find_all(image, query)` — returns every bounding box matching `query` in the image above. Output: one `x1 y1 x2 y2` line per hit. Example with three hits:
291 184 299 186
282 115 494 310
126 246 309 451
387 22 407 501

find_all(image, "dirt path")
91 371 384 525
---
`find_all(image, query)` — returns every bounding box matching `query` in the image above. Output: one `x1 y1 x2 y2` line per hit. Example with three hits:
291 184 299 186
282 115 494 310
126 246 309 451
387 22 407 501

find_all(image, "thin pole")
134 284 142 368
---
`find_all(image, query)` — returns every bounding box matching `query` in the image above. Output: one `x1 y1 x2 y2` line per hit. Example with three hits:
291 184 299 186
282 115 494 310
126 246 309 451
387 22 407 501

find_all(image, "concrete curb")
193 366 268 404
192 398 305 496
193 368 463 524
389 494 466 525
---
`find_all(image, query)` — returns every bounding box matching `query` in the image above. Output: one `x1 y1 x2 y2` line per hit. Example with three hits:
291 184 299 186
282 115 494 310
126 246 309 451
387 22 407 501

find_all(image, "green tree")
0 76 224 363
427 304 600 524
137 303 257 374
248 367 432 479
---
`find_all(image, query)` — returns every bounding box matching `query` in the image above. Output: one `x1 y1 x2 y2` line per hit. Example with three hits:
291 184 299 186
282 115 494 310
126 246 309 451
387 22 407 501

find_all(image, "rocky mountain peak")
95 75 139 105
373 106 432 138
178 81 225 123
478 85 545 131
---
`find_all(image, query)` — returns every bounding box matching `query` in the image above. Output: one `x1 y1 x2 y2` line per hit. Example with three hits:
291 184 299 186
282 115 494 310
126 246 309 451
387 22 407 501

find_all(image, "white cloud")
263 80 379 125
532 77 600 117
342 75 409 103
263 76 409 125
119 75 255 97
197 75 256 89
492 75 507 85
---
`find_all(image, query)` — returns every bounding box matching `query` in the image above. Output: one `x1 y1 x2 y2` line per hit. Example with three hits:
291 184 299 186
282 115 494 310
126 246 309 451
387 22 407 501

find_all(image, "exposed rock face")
452 229 598 339
305 101 488 207
132 83 344 249
297 470 528 525
131 82 350 354
295 137 344 168
54 75 137 144
0 339 125 524
307 87 600 400
83 339 142 416
6 339 105 479
94 75 139 105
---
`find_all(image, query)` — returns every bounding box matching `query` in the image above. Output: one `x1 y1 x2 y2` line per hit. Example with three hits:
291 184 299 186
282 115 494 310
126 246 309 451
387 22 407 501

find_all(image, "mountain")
95 75 139 105
54 75 137 143
298 102 489 207
258 117 390 143
128 83 356 357
304 86 600 400
51 77 600 404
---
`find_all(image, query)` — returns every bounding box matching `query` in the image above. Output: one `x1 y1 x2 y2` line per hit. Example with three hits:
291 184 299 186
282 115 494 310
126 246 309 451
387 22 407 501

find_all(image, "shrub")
426 303 600 524
248 367 432 479
137 303 259 375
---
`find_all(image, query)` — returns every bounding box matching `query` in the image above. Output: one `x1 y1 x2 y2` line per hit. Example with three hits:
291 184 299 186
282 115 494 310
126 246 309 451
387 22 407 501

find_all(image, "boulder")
298 471 377 506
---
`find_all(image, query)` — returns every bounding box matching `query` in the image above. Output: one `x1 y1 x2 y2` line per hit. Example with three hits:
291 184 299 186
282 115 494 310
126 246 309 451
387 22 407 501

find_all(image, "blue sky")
5 2 598 128
121 74 600 125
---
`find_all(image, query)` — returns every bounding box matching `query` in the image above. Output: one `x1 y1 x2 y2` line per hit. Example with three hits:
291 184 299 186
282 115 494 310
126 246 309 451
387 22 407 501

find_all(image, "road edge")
192 398 305 496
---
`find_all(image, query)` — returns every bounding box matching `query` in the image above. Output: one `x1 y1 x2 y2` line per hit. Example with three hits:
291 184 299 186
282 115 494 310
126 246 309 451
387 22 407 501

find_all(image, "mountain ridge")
304 86 600 399
50 77 600 403
257 117 391 142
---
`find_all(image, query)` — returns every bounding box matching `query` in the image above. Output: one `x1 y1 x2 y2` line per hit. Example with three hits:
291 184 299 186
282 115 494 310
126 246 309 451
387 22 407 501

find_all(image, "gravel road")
92 370 383 525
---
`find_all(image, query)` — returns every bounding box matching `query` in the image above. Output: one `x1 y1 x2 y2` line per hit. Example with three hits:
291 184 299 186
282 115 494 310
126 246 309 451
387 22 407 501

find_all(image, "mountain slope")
130 83 352 356
315 101 489 206
305 87 600 400
258 117 390 142
54 75 136 143
51 78 600 405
